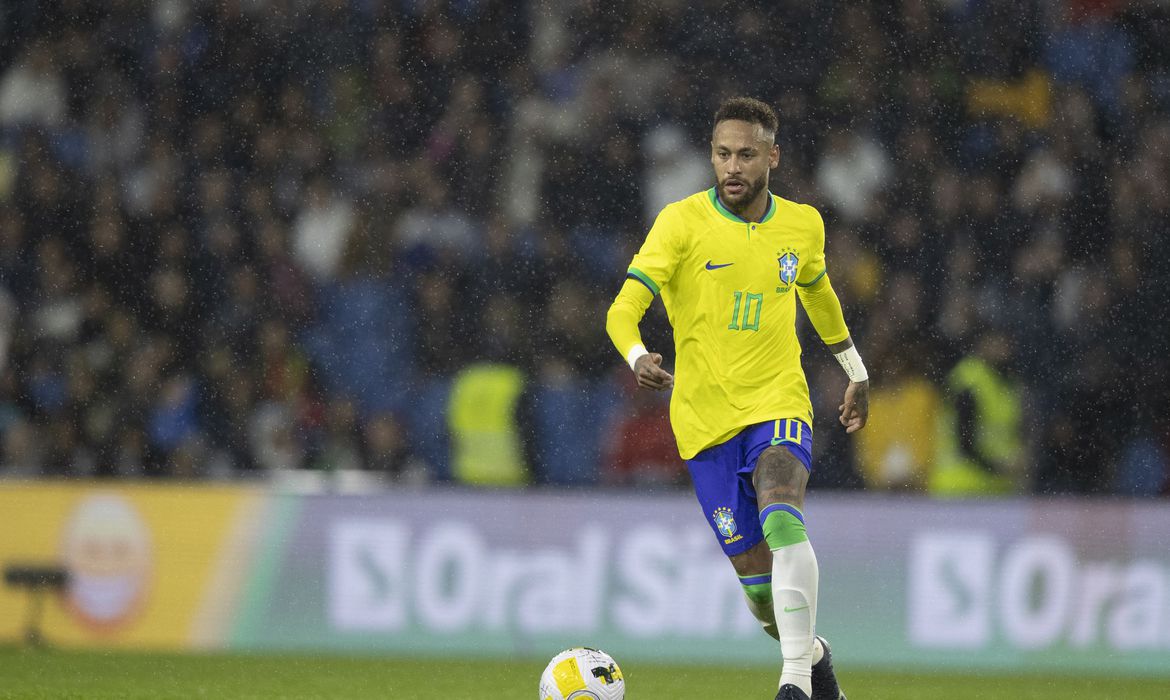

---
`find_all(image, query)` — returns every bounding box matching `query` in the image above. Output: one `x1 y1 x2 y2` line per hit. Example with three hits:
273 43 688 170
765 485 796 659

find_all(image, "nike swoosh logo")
783 605 810 613
705 260 734 270
770 438 789 446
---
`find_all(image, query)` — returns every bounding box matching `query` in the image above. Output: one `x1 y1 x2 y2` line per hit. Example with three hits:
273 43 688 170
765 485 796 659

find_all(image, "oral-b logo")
908 532 1170 652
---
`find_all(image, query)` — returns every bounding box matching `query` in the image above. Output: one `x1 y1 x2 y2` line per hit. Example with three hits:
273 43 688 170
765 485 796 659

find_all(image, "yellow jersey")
607 188 850 459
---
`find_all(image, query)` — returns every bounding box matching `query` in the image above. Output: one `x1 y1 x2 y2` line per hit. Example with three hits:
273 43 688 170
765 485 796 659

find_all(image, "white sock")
772 539 819 695
745 596 825 661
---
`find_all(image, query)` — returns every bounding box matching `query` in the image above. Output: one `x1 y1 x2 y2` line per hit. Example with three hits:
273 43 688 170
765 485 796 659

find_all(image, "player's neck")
721 190 771 223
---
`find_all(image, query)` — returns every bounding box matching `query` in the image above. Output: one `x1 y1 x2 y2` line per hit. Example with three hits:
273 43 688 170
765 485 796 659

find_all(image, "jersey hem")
679 413 813 460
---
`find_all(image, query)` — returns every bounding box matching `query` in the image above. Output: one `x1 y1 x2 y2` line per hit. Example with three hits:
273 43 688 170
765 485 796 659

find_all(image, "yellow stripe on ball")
553 656 587 695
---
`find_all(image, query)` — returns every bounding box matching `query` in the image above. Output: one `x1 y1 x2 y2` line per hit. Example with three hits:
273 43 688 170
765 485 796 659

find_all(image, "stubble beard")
720 173 768 218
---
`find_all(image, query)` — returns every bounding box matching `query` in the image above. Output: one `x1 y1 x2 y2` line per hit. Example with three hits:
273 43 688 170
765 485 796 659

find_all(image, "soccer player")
606 97 868 700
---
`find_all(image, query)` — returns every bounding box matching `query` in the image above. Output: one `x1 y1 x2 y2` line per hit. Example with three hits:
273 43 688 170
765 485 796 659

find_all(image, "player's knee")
729 540 772 578
752 446 807 505
757 445 804 477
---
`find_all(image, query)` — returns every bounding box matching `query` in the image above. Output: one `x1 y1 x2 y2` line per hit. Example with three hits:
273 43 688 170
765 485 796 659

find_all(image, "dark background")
0 0 1166 496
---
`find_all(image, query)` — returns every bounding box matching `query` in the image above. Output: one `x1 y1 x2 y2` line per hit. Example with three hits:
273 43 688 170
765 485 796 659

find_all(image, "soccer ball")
538 647 625 700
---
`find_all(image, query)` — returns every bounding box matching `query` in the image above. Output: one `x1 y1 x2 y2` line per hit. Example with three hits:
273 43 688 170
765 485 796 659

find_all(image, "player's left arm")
795 206 868 433
825 335 869 434
796 275 869 433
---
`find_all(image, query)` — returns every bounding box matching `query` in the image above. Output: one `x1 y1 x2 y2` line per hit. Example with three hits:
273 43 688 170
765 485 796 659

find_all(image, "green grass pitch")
2 648 1169 699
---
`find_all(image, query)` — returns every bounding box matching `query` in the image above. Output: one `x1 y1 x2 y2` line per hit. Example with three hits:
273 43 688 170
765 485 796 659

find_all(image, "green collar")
708 187 775 224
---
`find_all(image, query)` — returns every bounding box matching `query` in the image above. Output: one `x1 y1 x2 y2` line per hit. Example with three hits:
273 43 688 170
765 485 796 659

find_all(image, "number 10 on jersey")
728 291 763 331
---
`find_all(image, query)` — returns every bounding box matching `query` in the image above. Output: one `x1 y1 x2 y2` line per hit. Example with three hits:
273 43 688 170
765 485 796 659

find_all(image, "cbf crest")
778 249 800 287
714 507 737 539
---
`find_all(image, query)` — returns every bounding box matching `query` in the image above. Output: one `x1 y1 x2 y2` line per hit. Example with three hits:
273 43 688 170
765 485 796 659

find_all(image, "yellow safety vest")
932 357 1023 497
448 363 527 486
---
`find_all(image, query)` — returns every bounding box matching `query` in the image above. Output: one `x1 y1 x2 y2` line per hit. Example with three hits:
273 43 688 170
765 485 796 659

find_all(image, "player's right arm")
606 206 684 391
606 280 673 390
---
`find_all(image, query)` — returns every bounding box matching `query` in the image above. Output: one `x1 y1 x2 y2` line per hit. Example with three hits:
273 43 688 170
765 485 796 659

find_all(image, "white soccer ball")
538 647 625 700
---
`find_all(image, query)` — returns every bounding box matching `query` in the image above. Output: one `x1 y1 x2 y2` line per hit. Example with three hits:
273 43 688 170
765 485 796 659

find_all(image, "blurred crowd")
0 0 1167 495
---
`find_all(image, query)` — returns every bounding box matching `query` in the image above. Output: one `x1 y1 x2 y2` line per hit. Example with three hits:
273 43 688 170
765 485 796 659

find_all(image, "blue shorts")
685 419 813 557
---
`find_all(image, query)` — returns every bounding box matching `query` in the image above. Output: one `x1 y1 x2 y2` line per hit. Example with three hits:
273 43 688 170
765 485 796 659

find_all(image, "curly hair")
713 97 779 137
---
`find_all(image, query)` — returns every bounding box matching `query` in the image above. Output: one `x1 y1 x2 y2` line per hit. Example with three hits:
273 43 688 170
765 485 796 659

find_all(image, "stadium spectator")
601 385 684 488
447 362 530 486
315 397 364 474
291 174 357 282
0 39 66 129
854 344 940 493
814 129 893 223
931 327 1029 497
363 411 433 484
642 123 709 226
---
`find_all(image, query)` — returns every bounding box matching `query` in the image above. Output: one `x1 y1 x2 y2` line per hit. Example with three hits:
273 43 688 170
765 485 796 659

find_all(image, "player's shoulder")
770 193 824 227
648 190 714 244
657 190 712 221
770 193 825 245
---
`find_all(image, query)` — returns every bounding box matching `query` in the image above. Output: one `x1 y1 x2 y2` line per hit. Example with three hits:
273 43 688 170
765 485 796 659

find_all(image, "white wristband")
834 345 869 383
626 344 649 371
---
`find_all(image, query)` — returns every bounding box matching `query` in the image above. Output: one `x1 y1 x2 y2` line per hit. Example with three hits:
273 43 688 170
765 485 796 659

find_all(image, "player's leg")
739 419 842 700
729 541 778 641
729 541 828 668
685 432 784 639
754 444 817 696
685 425 835 698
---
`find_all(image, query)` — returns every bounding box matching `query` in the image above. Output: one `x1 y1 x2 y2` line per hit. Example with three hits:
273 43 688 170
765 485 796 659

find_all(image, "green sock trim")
741 581 772 606
761 509 808 549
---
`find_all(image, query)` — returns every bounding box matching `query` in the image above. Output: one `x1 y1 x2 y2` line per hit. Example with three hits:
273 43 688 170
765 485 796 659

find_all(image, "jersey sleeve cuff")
625 344 648 371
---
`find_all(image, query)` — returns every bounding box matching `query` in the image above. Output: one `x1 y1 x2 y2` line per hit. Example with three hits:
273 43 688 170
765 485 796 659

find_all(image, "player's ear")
770 143 780 168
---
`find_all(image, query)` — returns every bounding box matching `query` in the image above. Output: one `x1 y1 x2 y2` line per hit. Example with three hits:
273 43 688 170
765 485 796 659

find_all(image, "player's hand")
633 353 674 391
838 380 869 433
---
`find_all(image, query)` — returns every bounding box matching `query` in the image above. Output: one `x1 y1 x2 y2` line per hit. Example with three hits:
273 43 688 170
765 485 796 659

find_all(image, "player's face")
711 120 779 210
